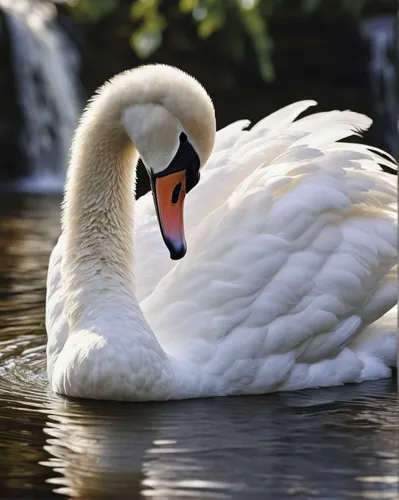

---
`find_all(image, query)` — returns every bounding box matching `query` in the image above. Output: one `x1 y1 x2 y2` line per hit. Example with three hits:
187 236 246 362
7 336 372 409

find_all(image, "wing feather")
142 108 397 390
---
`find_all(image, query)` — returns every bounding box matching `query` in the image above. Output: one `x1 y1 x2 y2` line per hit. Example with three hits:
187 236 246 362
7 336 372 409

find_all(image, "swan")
46 64 398 401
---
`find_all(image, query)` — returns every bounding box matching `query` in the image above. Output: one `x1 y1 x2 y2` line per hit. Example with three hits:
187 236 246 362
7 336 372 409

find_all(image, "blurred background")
0 0 397 197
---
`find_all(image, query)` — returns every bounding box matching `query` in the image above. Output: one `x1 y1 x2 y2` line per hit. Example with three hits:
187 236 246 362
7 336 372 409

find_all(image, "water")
0 0 81 192
0 196 398 499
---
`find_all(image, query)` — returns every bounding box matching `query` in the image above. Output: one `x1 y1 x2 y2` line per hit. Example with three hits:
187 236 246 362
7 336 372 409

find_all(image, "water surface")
0 196 397 499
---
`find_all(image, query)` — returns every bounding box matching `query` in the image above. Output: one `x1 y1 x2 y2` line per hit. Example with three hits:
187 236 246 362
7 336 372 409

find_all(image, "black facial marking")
171 182 182 204
153 133 201 194
185 162 200 194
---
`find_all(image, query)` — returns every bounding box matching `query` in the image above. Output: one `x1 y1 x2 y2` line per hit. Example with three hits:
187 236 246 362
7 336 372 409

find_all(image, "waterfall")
360 15 398 160
0 0 82 192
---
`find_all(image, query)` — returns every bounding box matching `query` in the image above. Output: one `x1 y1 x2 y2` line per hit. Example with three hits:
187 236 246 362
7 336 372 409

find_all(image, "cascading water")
360 15 398 160
0 0 81 192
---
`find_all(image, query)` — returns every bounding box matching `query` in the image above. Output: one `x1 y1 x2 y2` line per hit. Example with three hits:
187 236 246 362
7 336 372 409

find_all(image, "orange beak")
151 170 187 260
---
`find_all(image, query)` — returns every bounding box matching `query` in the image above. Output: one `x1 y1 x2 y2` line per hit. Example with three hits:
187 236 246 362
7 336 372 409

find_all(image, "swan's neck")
56 95 199 402
62 115 157 344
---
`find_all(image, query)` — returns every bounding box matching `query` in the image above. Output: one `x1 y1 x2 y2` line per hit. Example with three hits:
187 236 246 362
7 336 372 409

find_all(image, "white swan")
46 64 398 401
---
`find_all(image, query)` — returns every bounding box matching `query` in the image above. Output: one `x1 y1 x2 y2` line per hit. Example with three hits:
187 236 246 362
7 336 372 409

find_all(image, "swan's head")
117 65 216 259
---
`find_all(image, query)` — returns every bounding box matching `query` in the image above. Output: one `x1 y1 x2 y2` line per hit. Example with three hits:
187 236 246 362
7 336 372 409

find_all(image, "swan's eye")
179 133 187 144
171 182 182 204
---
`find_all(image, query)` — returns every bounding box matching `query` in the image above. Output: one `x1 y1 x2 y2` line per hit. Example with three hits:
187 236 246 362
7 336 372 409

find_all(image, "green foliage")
67 0 120 21
67 0 391 81
130 0 166 57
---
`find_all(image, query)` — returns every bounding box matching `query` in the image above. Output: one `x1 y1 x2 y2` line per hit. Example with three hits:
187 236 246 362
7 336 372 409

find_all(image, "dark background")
0 0 397 195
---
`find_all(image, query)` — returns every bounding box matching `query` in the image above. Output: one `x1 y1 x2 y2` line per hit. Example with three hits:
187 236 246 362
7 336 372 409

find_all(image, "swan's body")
46 65 397 401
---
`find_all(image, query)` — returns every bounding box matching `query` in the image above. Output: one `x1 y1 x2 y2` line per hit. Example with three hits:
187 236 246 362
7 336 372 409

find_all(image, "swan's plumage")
46 66 397 401
136 103 397 395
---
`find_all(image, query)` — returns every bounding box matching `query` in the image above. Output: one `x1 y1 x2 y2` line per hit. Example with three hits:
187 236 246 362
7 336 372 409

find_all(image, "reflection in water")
0 197 398 499
39 382 398 500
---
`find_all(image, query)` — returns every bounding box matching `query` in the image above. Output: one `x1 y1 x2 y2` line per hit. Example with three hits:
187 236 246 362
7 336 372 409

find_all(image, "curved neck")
60 113 182 400
62 116 139 330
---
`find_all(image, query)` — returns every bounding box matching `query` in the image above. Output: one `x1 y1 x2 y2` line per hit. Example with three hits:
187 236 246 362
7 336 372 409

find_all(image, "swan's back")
138 102 397 394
